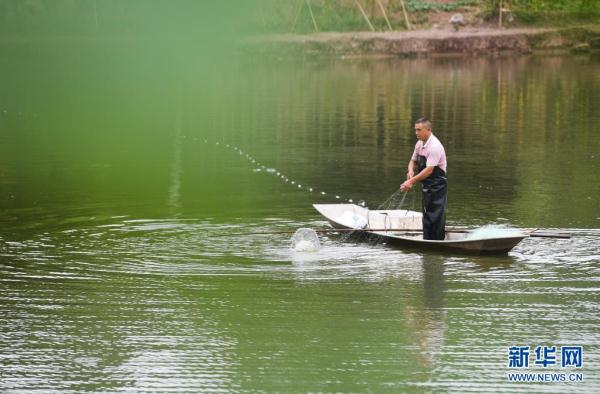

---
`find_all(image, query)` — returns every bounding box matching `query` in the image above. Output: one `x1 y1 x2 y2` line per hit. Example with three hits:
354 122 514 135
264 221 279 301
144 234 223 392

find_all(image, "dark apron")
417 155 447 240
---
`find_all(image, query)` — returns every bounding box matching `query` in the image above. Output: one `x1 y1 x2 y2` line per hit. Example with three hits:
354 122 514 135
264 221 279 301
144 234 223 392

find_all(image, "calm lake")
1 39 599 392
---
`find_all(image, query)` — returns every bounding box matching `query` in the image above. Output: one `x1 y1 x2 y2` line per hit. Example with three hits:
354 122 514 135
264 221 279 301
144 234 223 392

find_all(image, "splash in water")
291 228 321 252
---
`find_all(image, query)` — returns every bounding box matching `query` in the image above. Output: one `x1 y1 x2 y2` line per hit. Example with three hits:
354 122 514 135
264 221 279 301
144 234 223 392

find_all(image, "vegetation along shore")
250 0 600 56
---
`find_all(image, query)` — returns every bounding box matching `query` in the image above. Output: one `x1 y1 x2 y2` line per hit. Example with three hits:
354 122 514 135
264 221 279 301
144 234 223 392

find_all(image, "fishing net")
360 188 418 246
291 228 321 252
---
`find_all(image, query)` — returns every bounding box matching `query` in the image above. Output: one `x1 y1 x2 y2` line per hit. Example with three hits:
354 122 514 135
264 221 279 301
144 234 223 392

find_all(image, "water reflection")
402 255 447 370
469 254 517 272
168 95 184 215
2 51 599 226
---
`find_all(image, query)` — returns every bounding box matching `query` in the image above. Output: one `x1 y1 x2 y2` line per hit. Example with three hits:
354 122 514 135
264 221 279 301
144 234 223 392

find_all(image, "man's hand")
400 179 414 192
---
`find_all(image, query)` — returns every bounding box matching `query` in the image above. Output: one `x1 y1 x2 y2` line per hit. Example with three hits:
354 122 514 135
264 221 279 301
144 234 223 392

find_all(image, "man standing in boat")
400 118 447 240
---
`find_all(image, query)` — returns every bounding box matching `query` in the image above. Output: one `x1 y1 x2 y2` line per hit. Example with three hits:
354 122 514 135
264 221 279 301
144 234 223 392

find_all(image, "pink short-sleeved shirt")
410 134 447 173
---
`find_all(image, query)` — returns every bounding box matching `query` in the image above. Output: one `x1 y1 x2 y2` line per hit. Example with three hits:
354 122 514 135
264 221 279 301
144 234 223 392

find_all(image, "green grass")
405 0 479 13
263 1 600 34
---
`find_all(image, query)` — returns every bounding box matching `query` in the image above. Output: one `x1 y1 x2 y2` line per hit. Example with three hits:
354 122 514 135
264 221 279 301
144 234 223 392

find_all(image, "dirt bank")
249 26 600 57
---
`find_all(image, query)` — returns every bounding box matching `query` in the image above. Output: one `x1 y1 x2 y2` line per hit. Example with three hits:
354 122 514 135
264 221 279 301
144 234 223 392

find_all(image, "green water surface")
1 34 600 392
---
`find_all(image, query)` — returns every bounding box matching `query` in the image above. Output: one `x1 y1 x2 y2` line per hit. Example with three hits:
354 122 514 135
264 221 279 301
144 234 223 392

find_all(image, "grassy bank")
260 0 600 34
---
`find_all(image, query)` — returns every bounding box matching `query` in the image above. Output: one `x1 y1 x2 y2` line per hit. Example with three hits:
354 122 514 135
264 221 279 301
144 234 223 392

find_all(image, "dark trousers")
422 184 447 240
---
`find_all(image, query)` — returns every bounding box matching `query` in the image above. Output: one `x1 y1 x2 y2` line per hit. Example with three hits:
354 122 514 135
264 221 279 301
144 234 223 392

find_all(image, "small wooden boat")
313 203 529 254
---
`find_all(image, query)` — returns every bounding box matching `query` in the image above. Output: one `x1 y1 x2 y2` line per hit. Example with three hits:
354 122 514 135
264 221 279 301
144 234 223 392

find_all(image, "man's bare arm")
406 160 416 180
401 166 434 191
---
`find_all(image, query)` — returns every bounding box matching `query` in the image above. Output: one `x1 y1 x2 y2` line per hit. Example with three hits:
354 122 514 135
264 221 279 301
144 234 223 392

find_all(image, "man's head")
414 117 432 141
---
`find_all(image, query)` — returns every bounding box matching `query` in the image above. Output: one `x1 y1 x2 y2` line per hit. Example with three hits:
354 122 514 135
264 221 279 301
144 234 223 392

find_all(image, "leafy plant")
406 0 479 13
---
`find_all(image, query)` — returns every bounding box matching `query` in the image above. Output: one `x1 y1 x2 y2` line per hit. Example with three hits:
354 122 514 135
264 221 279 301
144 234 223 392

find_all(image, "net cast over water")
291 227 321 252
